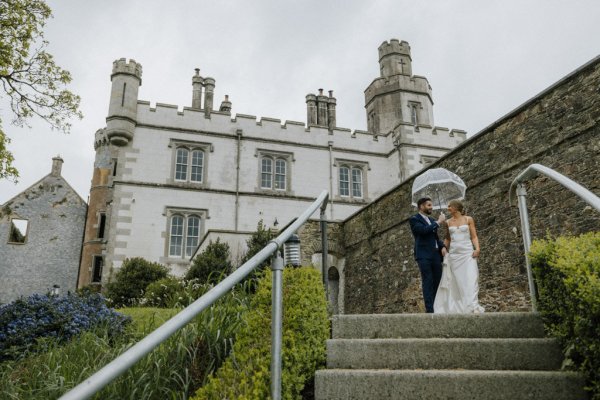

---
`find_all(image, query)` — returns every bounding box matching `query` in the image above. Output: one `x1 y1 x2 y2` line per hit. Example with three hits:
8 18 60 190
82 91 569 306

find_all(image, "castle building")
77 39 466 286
0 157 87 303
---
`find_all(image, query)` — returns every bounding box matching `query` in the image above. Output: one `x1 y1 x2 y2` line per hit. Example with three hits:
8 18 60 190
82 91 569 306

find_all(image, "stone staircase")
315 313 588 400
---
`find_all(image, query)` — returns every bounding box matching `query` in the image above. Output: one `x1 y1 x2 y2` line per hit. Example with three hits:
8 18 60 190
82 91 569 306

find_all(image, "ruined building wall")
0 159 87 303
342 56 600 314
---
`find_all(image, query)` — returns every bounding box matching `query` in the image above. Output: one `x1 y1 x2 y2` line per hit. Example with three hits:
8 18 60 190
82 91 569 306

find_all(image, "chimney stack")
203 77 215 117
306 89 336 130
51 155 63 177
219 95 232 113
191 68 203 109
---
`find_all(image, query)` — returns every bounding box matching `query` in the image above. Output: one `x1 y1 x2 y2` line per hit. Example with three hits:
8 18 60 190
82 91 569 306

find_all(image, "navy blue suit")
409 213 445 313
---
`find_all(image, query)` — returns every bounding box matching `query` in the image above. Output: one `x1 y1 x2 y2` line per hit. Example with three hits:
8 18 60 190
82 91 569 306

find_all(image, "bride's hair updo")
448 199 466 215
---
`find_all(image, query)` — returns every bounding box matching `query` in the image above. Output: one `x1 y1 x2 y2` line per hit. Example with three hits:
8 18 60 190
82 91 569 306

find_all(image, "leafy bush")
530 232 600 399
240 220 276 291
0 293 130 361
143 276 185 308
106 257 169 307
193 267 329 400
186 239 233 284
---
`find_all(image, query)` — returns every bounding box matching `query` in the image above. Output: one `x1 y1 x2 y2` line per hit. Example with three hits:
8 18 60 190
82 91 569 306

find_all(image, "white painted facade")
80 39 466 283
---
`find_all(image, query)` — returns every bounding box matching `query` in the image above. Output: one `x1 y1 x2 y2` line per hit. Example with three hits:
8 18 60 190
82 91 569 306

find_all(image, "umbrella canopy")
411 168 467 210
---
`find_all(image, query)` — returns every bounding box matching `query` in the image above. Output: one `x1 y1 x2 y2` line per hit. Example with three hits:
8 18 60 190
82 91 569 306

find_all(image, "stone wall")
342 56 600 314
0 175 87 303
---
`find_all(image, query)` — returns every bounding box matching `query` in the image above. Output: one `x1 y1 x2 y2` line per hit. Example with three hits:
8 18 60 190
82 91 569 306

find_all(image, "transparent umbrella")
411 168 467 210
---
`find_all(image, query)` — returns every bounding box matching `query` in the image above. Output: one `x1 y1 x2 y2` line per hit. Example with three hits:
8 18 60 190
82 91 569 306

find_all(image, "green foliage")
193 267 329 400
186 238 233 284
530 232 600 399
0 0 83 181
0 288 250 399
143 276 185 308
105 258 169 308
241 220 276 290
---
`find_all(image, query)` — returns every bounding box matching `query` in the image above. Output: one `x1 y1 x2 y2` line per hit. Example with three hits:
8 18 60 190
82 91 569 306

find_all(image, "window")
92 256 104 283
408 102 421 125
167 211 205 258
260 156 287 190
8 218 28 244
338 164 364 199
256 150 293 192
171 141 210 184
98 213 106 239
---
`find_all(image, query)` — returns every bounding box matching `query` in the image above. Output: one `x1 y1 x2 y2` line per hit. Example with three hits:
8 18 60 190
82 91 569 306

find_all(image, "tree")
186 238 233 284
0 0 82 181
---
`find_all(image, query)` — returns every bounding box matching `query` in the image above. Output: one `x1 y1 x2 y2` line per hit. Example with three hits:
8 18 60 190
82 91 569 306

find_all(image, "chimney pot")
318 88 323 95
329 90 334 97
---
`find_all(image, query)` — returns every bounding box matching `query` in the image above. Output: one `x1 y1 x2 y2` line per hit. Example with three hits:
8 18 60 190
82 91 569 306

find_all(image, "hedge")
193 266 329 400
530 231 600 399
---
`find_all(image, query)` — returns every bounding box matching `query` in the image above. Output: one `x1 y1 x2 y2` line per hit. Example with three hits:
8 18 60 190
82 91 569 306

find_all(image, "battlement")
111 58 143 81
378 39 411 61
135 100 391 151
94 128 109 150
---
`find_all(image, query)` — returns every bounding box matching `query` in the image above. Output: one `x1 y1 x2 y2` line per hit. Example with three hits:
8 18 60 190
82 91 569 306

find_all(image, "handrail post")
270 250 284 400
320 208 329 299
516 183 537 311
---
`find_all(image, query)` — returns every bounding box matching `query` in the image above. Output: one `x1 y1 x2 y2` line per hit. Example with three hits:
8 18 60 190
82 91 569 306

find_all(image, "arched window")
186 215 201 257
190 150 204 183
338 163 365 199
173 145 207 183
261 157 273 189
274 158 286 190
175 148 189 181
351 167 363 198
169 215 184 256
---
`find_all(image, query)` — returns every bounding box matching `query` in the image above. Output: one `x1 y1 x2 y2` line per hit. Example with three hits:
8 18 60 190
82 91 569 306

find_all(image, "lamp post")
284 234 301 267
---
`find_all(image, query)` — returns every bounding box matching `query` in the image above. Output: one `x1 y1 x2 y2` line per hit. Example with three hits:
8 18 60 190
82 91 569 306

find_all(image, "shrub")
105 257 169 307
530 232 600 399
193 267 329 400
143 276 185 308
186 239 233 284
0 293 130 361
240 220 276 291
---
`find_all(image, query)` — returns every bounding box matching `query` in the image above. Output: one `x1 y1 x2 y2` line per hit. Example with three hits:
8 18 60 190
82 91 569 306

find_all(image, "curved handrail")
509 164 600 311
509 163 600 211
60 190 329 400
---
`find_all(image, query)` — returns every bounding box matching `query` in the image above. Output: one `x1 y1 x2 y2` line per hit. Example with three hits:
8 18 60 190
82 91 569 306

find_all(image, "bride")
434 199 485 314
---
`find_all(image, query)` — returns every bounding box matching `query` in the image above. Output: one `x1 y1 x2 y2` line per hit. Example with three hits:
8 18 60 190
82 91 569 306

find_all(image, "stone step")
327 338 563 370
315 369 588 400
332 312 546 339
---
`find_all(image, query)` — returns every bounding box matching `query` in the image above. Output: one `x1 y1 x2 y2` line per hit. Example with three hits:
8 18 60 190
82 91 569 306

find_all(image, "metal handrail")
60 190 330 400
509 164 600 311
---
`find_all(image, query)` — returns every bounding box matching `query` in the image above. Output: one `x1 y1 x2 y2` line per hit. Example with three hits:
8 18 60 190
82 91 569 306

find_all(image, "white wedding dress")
434 224 485 314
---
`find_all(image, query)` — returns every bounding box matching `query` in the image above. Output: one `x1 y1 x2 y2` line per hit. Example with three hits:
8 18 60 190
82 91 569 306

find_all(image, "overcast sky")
1 0 599 202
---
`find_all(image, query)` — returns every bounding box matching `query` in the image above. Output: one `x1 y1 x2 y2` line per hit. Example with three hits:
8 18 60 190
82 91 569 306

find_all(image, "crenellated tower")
365 39 434 135
106 58 142 146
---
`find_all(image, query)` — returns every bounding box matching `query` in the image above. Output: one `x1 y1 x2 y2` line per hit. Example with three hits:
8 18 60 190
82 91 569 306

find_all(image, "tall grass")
0 288 250 400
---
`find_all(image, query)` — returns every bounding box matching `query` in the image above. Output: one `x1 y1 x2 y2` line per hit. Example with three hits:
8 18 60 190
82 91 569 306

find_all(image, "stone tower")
106 58 142 146
365 39 434 135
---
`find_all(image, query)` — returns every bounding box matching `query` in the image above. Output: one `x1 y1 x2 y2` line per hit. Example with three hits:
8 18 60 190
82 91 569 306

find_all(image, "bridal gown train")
434 225 485 314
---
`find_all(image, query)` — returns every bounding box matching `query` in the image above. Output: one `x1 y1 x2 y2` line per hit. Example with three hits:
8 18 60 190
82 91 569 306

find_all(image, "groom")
409 197 447 313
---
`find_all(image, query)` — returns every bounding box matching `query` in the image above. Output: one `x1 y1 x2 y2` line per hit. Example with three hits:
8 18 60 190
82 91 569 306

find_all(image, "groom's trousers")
416 254 443 313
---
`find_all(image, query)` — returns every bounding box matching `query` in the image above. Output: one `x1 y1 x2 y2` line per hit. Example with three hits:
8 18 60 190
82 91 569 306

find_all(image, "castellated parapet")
378 39 411 60
378 39 412 77
111 58 143 83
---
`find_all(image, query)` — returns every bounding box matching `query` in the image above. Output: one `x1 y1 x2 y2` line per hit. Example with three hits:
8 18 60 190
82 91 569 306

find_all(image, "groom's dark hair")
417 197 432 208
